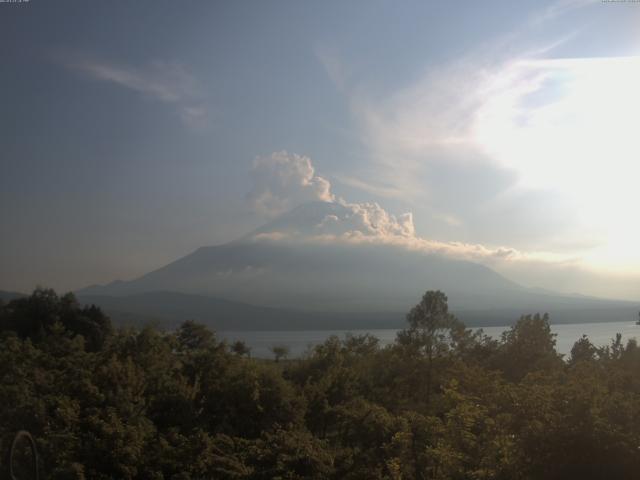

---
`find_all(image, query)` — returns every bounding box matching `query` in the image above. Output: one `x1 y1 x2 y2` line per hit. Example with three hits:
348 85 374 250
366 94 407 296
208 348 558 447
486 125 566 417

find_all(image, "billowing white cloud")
247 151 572 267
354 203 414 237
247 151 334 216
315 201 415 238
254 205 571 266
247 151 640 298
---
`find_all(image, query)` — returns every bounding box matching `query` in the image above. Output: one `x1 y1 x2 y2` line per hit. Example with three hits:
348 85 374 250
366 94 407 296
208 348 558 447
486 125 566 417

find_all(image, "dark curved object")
8 430 39 480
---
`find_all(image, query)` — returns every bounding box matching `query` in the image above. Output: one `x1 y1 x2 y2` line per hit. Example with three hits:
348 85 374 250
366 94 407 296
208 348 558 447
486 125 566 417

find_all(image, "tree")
247 428 334 479
397 290 463 405
271 345 290 363
7 287 640 479
59 294 113 351
497 313 563 381
177 320 215 351
1 287 60 339
0 288 112 351
570 335 597 365
231 340 251 357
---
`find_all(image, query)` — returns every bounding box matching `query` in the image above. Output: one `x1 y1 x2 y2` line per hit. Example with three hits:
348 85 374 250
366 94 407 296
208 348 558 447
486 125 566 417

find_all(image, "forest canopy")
1 288 640 479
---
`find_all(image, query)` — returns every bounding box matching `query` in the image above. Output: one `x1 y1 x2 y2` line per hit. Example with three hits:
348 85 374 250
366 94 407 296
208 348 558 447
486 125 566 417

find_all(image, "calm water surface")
220 321 640 359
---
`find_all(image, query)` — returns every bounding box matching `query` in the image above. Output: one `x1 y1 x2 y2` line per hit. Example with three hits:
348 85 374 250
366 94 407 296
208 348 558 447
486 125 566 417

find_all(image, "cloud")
332 174 405 199
253 207 571 266
471 55 640 269
310 0 630 258
250 202 575 266
346 50 588 251
315 44 354 93
247 151 335 216
246 151 413 237
337 201 415 238
322 6 640 272
247 152 573 268
61 54 209 130
305 200 416 239
531 0 598 24
246 151 638 298
179 105 209 131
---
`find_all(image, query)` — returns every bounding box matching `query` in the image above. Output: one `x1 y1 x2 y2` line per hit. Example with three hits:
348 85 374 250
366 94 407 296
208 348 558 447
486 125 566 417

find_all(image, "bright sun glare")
473 55 640 272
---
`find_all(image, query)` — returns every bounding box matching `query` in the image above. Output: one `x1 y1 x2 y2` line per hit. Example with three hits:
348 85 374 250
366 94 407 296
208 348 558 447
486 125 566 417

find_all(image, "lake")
220 321 640 359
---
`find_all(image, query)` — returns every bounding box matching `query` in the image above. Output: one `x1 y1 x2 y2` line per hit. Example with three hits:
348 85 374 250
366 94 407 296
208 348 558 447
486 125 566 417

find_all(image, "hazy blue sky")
2 0 640 298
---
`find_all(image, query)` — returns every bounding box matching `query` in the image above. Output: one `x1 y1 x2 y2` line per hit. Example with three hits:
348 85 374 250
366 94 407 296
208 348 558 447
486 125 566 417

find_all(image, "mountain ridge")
75 201 640 328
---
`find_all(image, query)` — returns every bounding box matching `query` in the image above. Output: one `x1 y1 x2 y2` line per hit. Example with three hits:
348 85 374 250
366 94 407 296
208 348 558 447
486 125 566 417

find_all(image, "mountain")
0 290 26 302
78 203 519 310
78 201 640 328
78 242 521 311
77 291 405 331
77 290 640 331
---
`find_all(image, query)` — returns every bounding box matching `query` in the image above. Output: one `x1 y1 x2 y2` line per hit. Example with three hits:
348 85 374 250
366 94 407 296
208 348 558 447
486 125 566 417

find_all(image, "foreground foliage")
1 288 640 479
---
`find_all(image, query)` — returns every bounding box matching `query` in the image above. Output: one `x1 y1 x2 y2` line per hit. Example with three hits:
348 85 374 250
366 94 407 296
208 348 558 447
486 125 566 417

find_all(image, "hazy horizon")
2 0 640 301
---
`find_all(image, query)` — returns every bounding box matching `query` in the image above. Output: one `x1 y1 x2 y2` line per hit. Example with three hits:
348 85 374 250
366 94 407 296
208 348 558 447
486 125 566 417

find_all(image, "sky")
1 0 640 299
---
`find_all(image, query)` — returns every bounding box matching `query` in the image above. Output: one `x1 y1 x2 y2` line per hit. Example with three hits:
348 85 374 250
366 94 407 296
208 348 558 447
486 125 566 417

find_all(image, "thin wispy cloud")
60 53 209 130
315 44 354 93
531 0 598 24
332 174 405 199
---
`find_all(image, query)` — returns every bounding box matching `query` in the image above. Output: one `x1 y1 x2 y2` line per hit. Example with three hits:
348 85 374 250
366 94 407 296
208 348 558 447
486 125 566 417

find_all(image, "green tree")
231 340 251 357
497 313 563 382
569 335 597 365
270 345 290 363
397 290 464 405
177 320 215 351
0 288 112 351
